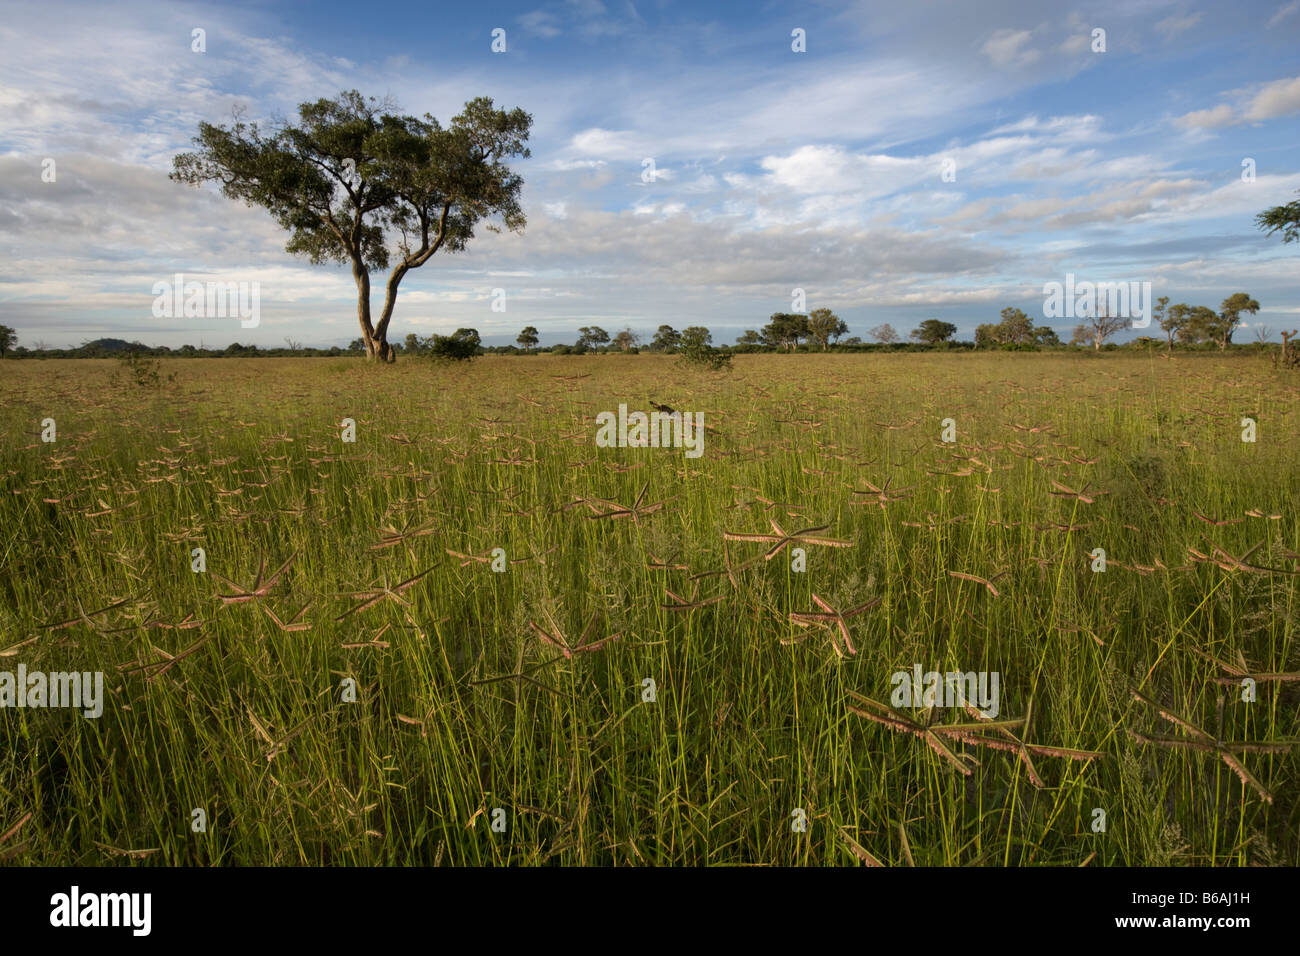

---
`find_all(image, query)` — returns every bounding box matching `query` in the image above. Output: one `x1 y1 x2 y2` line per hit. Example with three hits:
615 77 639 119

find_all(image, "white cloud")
516 0 642 40
1267 1 1300 28
981 29 1041 69
1175 103 1238 129
569 127 647 159
547 158 609 171
1175 75 1300 129
680 174 718 193
1245 75 1300 120
1154 13 1202 38
1058 33 1090 55
517 9 563 37
990 114 1101 142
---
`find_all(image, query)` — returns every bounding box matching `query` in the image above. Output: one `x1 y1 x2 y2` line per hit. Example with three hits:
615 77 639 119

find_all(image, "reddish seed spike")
837 623 855 656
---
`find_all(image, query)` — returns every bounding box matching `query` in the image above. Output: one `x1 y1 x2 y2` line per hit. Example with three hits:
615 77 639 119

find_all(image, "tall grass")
1 352 1296 865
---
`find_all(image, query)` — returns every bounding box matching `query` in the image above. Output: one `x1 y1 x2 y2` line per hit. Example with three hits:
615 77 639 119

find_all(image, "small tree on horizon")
1033 326 1061 346
651 325 682 352
910 318 957 344
997 307 1035 345
517 326 539 353
1210 292 1260 351
1150 296 1169 351
978 309 1044 348
867 323 898 344
0 325 15 358
1178 306 1218 345
762 313 811 351
613 327 640 351
576 326 610 351
1076 303 1127 350
807 308 847 350
1162 302 1191 350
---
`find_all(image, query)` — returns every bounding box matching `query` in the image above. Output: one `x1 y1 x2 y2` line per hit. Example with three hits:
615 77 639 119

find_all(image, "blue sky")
1 0 1298 348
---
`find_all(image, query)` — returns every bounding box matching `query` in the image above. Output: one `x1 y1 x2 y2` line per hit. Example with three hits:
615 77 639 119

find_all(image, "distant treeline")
0 338 351 359
0 332 1285 360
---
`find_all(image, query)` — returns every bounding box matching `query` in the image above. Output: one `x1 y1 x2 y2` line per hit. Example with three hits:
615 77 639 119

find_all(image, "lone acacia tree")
171 91 531 363
1256 189 1300 245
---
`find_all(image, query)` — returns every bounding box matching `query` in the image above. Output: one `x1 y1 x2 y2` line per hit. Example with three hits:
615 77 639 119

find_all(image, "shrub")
115 350 169 388
428 328 482 361
678 327 733 371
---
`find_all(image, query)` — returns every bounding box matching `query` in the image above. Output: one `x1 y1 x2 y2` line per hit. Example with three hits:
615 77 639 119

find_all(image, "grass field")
1 351 1298 866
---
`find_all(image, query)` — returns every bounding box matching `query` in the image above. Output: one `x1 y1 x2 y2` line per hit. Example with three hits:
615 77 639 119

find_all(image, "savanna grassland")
1 351 1298 866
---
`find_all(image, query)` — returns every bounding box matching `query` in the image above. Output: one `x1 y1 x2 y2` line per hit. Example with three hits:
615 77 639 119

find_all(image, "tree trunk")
349 255 399 364
361 206 447 366
351 258 385 362
369 264 409 364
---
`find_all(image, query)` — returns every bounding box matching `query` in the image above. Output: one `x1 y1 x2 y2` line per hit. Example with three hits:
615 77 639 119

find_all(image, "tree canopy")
651 325 682 352
762 313 810 351
1256 190 1300 245
429 328 482 361
910 319 957 344
806 308 848 350
516 326 540 352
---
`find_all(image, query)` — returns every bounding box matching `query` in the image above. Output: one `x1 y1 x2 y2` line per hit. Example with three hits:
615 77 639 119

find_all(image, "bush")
677 328 733 371
115 350 171 388
428 328 482 361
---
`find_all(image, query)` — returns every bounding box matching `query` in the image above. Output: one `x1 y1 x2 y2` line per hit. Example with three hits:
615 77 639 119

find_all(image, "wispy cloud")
1176 75 1300 128
1267 1 1300 27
